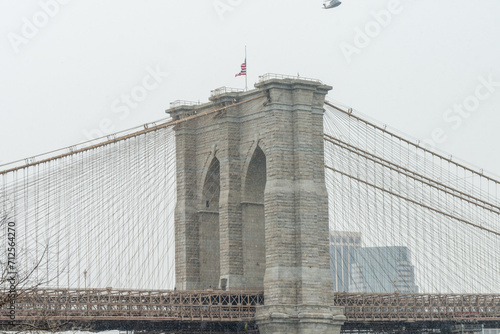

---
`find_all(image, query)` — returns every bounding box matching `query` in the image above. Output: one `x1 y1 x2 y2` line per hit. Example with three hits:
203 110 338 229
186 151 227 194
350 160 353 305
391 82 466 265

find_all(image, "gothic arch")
199 146 218 206
199 156 220 288
241 139 268 197
242 145 266 288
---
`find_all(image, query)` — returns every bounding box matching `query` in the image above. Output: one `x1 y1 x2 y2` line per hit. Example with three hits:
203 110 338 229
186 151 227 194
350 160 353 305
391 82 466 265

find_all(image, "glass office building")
330 231 419 293
329 231 361 292
350 246 419 293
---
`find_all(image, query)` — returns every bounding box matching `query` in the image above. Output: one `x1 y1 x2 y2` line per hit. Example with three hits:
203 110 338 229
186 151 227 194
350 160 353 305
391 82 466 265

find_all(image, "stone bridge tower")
167 75 345 334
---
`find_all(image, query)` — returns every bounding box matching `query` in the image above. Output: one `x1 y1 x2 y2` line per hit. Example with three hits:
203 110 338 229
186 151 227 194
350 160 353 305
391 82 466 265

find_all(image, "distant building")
350 246 419 293
329 232 419 293
329 231 362 292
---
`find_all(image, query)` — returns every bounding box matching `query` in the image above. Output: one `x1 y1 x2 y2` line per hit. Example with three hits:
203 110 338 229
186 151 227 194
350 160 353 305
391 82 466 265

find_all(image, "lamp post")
83 270 87 291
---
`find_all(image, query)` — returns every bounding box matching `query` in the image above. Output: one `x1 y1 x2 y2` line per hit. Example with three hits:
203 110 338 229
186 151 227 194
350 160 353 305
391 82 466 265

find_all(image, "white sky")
1 0 500 177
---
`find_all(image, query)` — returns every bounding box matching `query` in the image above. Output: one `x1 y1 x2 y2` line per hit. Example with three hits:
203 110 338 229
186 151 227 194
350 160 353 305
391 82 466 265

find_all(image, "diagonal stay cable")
325 165 500 237
324 134 500 215
0 93 268 175
324 100 500 186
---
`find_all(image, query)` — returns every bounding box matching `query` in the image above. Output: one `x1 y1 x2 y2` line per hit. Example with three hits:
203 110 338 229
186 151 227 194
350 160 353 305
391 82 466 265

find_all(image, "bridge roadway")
1 289 499 331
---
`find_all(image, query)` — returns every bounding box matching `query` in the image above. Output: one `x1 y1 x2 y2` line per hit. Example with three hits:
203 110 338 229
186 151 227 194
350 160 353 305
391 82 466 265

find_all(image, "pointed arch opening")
199 157 220 288
242 146 266 288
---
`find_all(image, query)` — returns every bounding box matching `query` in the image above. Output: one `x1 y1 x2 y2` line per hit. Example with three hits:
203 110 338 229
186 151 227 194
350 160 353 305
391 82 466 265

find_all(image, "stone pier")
167 75 345 333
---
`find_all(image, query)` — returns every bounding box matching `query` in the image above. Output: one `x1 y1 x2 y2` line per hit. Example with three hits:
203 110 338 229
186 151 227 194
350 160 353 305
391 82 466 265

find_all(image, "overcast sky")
1 0 499 177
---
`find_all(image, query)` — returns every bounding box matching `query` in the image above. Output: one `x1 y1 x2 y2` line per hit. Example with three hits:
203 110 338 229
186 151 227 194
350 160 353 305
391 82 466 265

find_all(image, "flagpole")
245 45 248 91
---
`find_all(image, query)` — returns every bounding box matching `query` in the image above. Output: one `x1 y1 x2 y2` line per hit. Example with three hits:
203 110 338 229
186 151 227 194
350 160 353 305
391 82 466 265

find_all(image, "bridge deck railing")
335 293 500 322
0 289 263 322
1 289 499 323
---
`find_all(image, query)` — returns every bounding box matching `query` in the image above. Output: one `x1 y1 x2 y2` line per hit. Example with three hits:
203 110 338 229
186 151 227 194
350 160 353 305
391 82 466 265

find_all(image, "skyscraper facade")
350 246 419 293
329 231 419 293
329 231 361 292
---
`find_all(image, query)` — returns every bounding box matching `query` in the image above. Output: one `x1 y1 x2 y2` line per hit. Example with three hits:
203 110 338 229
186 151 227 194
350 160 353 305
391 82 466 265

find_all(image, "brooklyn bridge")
0 74 498 333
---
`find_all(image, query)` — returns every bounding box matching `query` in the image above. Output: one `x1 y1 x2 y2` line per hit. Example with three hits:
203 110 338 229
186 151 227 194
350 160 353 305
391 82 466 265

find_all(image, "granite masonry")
167 76 345 333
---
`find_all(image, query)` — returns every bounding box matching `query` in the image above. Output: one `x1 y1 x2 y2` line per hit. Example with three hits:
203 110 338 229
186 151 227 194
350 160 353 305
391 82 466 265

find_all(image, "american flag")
235 60 247 77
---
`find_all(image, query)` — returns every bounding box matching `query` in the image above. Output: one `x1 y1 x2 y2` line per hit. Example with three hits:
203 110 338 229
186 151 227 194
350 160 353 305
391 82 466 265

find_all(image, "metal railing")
258 73 323 84
334 293 500 322
0 288 263 322
169 100 201 108
210 87 245 97
1 289 498 325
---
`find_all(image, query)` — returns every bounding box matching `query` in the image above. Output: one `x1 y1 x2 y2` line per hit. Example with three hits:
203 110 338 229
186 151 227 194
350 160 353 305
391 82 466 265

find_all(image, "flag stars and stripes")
235 60 246 77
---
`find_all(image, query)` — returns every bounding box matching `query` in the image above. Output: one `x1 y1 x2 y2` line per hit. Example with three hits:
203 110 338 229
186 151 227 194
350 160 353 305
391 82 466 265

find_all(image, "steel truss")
335 293 500 322
0 289 263 323
1 290 499 326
